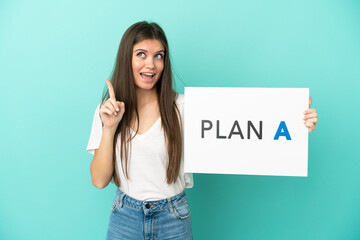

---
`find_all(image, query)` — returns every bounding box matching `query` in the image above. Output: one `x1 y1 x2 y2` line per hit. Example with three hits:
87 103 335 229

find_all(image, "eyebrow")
134 49 165 53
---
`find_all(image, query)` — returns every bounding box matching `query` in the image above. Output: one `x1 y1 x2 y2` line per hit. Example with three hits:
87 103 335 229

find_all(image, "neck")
136 87 158 107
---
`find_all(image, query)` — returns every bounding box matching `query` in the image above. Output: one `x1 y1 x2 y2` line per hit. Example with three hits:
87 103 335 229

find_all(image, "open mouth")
140 73 155 81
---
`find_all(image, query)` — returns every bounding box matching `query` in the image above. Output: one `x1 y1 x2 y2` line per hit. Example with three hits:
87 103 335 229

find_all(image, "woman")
87 21 193 239
87 21 318 240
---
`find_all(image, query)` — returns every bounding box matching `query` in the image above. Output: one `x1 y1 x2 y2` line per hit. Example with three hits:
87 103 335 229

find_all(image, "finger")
305 118 318 124
303 108 317 114
104 101 116 113
117 101 125 114
105 105 118 116
304 121 314 128
309 124 316 133
303 112 318 120
100 107 113 116
106 79 116 100
109 98 119 112
309 97 312 108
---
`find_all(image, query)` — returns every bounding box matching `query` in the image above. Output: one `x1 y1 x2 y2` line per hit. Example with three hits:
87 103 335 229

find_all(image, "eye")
136 52 145 57
155 53 163 59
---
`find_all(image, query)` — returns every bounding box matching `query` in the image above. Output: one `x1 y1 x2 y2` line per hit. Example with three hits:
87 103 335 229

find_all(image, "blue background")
1 0 360 239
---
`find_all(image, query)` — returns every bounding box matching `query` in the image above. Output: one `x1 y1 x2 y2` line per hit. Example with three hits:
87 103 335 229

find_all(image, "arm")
90 128 116 189
90 79 125 189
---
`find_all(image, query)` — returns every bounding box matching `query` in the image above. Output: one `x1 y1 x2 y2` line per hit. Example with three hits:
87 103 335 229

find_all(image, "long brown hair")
101 21 182 187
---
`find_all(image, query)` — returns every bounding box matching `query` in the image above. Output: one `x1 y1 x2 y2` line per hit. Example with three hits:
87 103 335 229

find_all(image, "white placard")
184 87 309 177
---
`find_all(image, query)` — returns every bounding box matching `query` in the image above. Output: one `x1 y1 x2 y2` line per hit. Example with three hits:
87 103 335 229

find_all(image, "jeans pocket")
173 199 191 220
111 195 120 213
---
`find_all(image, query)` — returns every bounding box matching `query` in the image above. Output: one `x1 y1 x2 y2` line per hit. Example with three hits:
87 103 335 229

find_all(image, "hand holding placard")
303 97 318 133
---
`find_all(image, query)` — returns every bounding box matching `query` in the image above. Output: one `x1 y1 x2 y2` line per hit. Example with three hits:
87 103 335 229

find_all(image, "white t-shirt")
86 93 193 201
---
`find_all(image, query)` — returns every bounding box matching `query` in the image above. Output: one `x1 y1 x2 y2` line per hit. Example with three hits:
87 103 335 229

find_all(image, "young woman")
87 21 318 240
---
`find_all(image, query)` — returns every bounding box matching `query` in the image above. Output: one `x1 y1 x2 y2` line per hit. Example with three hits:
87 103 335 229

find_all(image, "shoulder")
175 93 184 106
94 103 102 115
92 103 103 122
175 93 184 119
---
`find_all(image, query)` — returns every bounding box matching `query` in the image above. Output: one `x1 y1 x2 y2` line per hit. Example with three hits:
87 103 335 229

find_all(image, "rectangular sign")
184 87 309 177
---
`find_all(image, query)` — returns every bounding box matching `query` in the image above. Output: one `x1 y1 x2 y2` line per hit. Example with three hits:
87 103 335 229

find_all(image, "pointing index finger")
106 79 116 100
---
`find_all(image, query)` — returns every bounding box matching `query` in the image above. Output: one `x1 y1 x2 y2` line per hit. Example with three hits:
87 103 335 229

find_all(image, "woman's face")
132 39 165 91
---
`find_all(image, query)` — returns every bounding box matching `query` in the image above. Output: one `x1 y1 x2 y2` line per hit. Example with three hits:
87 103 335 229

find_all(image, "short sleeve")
176 93 194 188
185 173 194 188
86 104 103 155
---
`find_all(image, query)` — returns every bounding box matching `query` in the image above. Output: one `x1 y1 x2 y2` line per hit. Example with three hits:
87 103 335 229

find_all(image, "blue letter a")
274 121 291 140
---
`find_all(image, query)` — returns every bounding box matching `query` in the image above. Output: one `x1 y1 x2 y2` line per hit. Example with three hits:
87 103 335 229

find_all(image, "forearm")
90 128 116 189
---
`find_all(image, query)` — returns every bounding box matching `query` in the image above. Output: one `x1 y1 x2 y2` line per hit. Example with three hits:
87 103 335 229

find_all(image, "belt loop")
167 197 173 213
119 192 125 208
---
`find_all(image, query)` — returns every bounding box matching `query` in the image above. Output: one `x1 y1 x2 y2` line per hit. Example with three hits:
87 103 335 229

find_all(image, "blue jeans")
106 188 193 240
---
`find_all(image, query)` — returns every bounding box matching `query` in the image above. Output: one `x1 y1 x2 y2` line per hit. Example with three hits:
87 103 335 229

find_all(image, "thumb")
309 97 312 108
117 101 125 113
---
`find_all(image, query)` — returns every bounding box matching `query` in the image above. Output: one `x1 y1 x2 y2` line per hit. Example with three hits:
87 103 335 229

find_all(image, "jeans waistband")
115 188 187 212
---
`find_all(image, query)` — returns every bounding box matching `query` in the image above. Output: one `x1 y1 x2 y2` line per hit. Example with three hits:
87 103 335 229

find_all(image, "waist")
115 188 187 212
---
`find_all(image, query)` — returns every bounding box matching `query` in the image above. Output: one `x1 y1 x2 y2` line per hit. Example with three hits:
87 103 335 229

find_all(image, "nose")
145 57 155 69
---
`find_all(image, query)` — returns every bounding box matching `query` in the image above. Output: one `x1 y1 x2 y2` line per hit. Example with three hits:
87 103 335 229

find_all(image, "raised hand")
304 97 318 133
99 79 125 131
